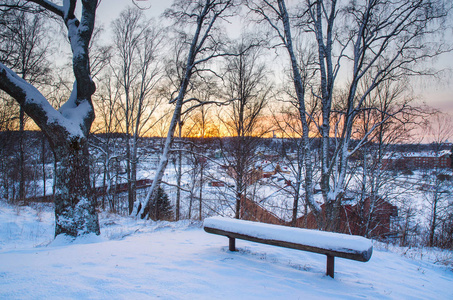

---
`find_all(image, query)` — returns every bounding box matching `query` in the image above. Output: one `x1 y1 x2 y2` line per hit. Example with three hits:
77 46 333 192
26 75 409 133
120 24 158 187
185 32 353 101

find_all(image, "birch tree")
302 0 450 231
0 0 100 237
113 7 164 214
246 0 321 225
139 0 236 219
249 0 450 231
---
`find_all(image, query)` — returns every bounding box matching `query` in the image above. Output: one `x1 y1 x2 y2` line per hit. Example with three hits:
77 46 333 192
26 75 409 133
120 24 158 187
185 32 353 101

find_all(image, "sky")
86 0 453 142
94 0 453 112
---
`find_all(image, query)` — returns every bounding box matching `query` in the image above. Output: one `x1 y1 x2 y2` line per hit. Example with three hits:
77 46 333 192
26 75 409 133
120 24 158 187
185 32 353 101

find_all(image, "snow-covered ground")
1 201 452 299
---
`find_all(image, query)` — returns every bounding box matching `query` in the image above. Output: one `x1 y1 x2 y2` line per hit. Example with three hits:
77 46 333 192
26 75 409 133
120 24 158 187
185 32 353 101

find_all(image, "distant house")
209 181 225 187
261 163 276 178
256 161 291 178
296 197 398 239
382 150 452 170
275 163 290 174
225 165 263 185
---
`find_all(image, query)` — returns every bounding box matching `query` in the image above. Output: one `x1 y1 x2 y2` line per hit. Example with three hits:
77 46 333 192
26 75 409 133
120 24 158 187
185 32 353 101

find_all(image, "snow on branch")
27 0 65 18
0 63 85 138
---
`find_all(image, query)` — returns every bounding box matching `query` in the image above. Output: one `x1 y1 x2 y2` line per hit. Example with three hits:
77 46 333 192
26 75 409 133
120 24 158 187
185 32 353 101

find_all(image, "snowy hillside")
1 201 452 299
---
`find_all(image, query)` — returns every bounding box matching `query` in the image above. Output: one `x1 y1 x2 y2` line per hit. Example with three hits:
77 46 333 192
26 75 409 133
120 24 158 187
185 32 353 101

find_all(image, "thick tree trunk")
53 139 100 237
0 0 101 238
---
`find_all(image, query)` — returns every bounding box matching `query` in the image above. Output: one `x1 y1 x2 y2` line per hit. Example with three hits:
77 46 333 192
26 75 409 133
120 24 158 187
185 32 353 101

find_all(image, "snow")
383 150 452 159
0 63 87 139
204 217 372 257
1 201 452 299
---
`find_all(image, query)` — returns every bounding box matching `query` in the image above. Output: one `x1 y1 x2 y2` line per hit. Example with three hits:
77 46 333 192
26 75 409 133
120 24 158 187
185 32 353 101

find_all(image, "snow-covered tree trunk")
0 0 100 237
53 140 99 236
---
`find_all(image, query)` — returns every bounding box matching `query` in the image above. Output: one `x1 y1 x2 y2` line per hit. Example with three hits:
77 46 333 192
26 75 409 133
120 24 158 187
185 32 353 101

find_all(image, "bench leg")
326 255 334 278
229 237 236 251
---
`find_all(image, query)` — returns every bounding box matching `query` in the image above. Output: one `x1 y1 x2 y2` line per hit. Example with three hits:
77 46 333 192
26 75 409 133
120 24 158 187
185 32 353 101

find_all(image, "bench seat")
203 217 373 278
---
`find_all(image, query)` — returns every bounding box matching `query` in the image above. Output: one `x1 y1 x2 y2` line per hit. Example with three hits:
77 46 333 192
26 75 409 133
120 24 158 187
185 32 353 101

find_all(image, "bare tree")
246 0 320 226
423 112 453 247
271 103 319 226
219 36 271 219
306 0 450 231
0 0 100 237
351 80 416 238
112 6 164 214
91 73 122 211
181 80 218 220
0 6 52 201
189 84 218 220
249 0 451 231
139 0 236 219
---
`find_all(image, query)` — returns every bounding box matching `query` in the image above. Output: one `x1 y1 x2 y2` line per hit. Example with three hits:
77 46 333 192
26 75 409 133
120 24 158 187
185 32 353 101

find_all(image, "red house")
382 151 451 169
296 197 398 239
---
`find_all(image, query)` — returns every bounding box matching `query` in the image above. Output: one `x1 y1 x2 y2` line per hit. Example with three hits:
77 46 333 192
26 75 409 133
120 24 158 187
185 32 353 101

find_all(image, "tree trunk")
130 135 138 214
199 161 204 221
53 139 100 237
291 175 301 227
429 192 439 247
126 133 133 214
19 107 26 200
41 133 46 198
176 120 183 221
102 162 106 210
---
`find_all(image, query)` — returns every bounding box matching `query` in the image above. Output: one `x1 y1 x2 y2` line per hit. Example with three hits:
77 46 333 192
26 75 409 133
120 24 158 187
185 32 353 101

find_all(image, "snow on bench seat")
203 216 373 278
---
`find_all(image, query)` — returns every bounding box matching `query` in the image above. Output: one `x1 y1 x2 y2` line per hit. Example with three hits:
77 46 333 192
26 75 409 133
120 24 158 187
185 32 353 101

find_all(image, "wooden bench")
203 217 373 278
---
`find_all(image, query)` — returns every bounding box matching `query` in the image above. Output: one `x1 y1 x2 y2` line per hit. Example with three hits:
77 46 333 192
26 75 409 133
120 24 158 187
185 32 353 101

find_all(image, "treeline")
1 129 453 249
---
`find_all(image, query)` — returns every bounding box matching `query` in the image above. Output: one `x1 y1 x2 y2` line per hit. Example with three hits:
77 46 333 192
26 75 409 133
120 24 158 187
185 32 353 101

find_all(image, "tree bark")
18 107 26 200
0 0 100 237
53 140 99 236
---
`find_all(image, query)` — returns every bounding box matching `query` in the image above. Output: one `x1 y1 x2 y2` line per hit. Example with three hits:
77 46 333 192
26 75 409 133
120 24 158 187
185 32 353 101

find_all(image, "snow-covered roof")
383 150 451 160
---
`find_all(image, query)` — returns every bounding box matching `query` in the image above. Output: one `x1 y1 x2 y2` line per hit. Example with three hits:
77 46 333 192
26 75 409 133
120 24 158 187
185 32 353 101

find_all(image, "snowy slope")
0 202 452 299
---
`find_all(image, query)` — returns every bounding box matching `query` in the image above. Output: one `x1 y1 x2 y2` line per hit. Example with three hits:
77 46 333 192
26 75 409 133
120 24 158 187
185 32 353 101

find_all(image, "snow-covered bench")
203 217 373 278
